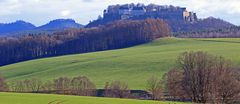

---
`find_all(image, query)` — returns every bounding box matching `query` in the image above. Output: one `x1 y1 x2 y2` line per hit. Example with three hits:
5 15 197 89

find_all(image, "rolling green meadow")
0 38 240 89
0 92 188 104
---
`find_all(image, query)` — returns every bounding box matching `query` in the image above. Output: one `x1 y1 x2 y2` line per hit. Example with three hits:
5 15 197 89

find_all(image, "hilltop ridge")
36 19 83 30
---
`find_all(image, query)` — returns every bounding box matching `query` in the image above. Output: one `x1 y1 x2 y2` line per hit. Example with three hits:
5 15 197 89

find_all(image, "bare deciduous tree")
0 75 8 91
53 77 71 94
70 76 96 96
146 76 162 100
209 59 240 104
27 78 43 93
164 69 187 100
41 80 54 92
10 80 25 92
177 51 214 103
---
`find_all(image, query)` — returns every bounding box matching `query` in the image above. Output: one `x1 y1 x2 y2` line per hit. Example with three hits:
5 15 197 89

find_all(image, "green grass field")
1 38 240 89
0 92 188 104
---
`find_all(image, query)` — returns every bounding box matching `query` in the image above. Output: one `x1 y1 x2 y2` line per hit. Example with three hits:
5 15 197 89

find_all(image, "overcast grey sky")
0 0 239 26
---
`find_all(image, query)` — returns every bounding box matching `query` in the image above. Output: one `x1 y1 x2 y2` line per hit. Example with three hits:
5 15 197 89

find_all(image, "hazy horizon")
0 0 239 26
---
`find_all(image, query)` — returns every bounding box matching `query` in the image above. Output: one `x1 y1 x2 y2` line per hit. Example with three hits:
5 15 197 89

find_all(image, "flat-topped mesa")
103 3 198 23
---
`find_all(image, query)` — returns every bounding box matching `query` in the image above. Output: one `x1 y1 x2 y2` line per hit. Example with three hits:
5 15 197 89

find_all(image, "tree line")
0 75 157 99
1 76 133 98
9 76 96 96
0 19 170 66
0 51 239 103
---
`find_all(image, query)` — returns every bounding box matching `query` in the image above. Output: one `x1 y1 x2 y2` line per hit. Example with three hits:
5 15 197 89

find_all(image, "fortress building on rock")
86 3 198 28
103 3 198 23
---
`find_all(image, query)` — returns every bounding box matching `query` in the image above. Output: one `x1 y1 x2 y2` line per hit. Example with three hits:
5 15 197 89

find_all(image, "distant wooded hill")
0 19 170 66
36 19 83 30
0 19 83 36
0 21 36 35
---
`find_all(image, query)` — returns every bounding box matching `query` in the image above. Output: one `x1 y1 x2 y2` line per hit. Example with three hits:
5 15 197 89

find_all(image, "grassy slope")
0 92 188 104
0 38 240 89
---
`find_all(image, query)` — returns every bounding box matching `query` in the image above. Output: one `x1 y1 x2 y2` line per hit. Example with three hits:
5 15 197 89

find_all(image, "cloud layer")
0 0 239 26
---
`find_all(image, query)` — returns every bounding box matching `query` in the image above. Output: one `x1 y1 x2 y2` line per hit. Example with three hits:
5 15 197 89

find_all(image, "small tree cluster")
104 81 130 98
165 51 240 103
52 76 96 96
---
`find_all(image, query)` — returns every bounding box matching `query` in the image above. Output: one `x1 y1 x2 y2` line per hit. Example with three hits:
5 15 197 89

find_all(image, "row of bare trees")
9 76 96 96
5 76 132 98
1 76 149 99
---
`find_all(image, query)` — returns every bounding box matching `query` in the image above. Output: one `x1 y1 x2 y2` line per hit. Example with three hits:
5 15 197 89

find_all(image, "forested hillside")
0 19 170 66
175 26 240 38
0 19 84 36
